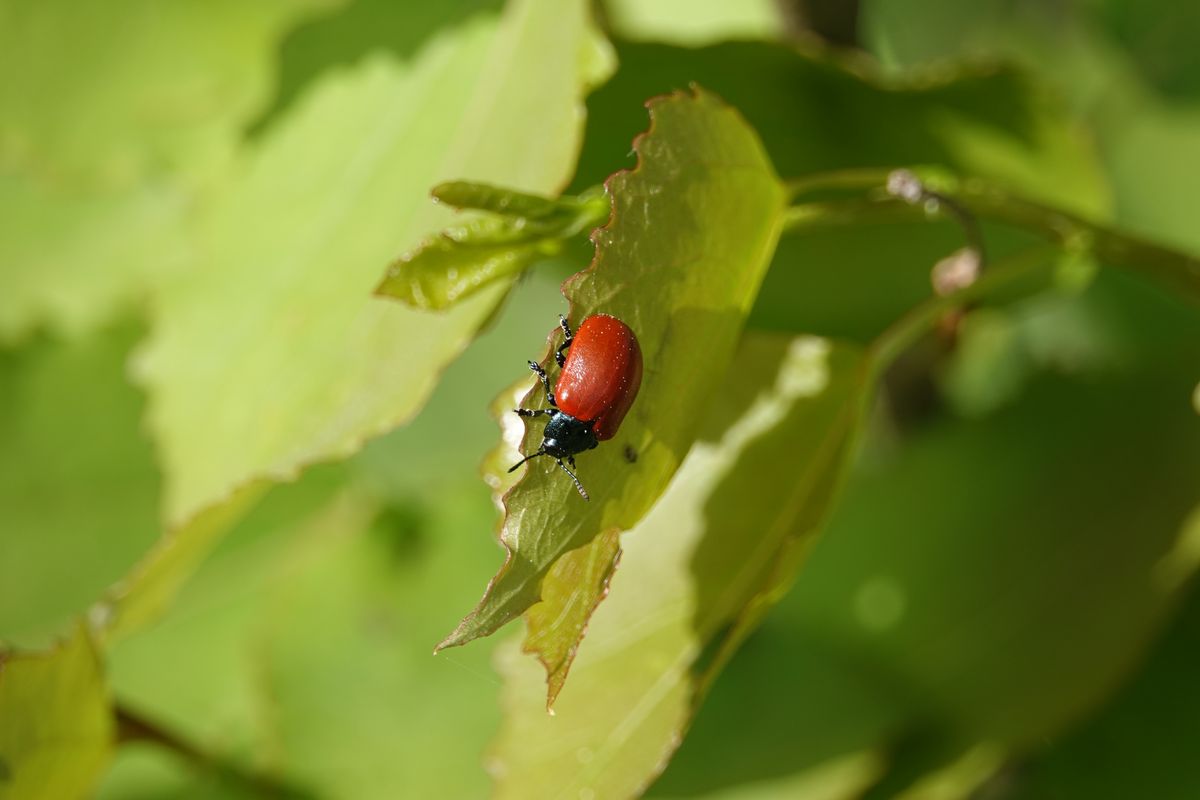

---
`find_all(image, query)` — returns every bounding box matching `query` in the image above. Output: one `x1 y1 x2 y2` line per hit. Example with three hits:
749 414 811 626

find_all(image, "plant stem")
782 169 1200 303
784 168 889 199
116 703 313 798
956 186 1200 300
867 244 1059 378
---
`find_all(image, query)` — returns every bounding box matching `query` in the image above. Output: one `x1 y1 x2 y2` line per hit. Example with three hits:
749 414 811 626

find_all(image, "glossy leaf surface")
438 88 788 652
137 0 611 530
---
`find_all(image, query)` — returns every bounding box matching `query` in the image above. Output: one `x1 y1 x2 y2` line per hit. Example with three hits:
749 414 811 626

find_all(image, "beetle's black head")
541 411 598 459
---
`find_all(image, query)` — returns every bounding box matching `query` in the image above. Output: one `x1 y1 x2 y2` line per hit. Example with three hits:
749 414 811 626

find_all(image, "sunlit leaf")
0 0 336 341
475 362 624 710
102 271 571 797
375 183 609 310
604 0 783 44
135 0 612 531
257 0 505 131
523 530 621 710
491 333 866 798
0 0 337 185
0 624 113 800
380 237 549 311
430 180 573 218
438 88 789 653
656 753 883 800
0 178 188 343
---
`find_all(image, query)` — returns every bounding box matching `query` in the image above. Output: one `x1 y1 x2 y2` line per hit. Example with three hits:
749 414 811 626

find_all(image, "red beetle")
508 314 643 499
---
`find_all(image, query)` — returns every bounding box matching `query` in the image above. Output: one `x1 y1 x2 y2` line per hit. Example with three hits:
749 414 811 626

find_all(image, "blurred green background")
2 1 1198 798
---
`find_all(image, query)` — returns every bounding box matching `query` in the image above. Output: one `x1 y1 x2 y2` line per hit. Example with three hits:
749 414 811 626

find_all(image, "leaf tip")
433 627 465 654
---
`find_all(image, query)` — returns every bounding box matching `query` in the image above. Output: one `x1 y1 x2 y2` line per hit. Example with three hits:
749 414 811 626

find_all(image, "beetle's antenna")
507 449 545 473
507 451 590 500
555 458 590 501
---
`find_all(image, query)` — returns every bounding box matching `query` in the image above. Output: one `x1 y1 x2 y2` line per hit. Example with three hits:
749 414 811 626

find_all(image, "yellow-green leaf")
378 229 555 311
0 0 338 186
0 177 187 343
0 0 336 342
0 624 113 800
523 530 622 710
492 333 866 799
375 183 610 311
136 0 613 530
437 88 788 652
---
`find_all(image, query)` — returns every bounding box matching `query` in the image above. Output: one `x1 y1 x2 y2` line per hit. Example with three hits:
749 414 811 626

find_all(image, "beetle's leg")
528 360 556 407
514 408 553 418
555 458 589 501
567 455 576 468
555 314 573 368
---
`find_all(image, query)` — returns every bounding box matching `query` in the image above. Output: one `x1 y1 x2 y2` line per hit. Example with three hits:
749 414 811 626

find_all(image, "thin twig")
781 167 1200 303
116 703 314 799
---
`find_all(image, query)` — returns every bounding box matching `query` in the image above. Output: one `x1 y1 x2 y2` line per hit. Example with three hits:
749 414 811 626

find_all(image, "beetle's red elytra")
556 315 643 439
507 313 643 500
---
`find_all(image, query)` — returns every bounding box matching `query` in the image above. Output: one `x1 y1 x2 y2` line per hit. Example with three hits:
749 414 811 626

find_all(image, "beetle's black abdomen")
542 412 598 459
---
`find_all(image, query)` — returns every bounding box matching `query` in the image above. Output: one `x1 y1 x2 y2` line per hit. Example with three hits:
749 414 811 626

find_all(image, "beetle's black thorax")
542 412 598 458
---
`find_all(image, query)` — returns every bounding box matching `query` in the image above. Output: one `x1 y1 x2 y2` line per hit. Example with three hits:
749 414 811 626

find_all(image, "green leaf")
652 753 883 800
1016 521 1200 799
0 324 159 648
573 41 1110 342
861 0 1200 260
0 0 335 341
576 42 1108 214
0 177 188 344
793 359 1200 764
430 180 572 218
935 287 1118 417
476 371 623 711
103 270 569 796
437 88 789 652
0 0 337 186
655 270 1200 796
604 0 784 45
256 0 505 131
136 0 613 529
107 481 373 766
523 530 622 710
490 333 867 798
490 248 1141 793
379 236 551 312
105 483 506 799
1103 100 1200 256
0 624 113 800
258 492 504 798
374 183 609 311
99 485 266 643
